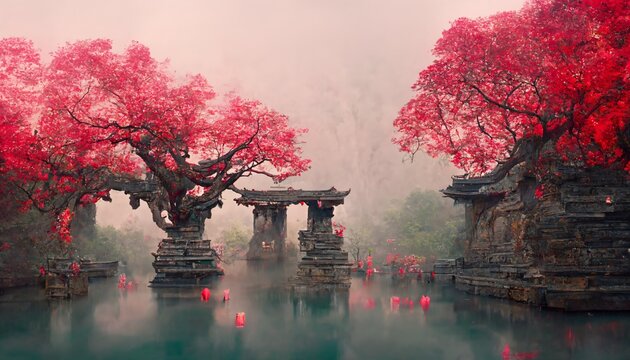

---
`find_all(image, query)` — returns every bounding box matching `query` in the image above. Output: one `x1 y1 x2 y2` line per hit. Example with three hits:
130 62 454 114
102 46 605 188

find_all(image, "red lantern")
200 288 211 302
502 344 510 360
235 312 246 328
223 289 230 301
420 295 431 312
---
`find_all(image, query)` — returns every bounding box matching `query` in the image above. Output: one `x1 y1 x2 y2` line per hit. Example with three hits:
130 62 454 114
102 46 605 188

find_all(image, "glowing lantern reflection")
502 344 510 360
390 296 400 311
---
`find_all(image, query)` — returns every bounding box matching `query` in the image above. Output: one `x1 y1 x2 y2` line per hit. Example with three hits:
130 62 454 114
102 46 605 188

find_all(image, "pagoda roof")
441 175 504 200
233 187 350 206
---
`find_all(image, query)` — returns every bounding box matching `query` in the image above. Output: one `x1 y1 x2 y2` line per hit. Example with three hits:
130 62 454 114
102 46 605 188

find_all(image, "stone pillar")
246 205 287 260
150 225 223 287
293 202 351 290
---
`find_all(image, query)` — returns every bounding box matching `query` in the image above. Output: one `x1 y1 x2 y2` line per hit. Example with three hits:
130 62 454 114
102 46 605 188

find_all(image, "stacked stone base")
433 259 457 282
150 226 223 287
293 231 351 291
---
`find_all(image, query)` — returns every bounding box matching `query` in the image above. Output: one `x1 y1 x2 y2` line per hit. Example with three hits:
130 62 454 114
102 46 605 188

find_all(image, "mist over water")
0 0 526 235
1 261 629 360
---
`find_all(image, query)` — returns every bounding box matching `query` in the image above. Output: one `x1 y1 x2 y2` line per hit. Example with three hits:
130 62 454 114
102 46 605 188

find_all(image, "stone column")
293 202 351 290
246 205 288 260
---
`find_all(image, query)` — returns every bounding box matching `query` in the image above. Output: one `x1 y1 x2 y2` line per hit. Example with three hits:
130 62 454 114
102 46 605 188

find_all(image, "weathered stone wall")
246 205 287 260
456 166 630 310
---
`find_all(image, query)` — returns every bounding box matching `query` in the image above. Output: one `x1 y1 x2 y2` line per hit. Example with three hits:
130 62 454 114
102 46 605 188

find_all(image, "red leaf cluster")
394 0 630 176
0 38 310 231
332 221 346 237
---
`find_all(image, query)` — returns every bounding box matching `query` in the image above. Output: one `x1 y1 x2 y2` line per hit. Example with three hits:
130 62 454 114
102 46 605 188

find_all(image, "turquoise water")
1 261 628 360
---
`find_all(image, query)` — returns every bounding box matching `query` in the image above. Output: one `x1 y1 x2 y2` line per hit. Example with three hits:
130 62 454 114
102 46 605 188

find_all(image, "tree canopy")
0 38 310 242
394 0 629 178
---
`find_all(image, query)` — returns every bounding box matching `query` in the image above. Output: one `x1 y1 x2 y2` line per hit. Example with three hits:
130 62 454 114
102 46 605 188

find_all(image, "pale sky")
0 0 526 235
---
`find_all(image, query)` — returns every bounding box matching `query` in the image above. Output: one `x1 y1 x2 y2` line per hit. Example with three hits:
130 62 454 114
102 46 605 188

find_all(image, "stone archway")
234 187 352 290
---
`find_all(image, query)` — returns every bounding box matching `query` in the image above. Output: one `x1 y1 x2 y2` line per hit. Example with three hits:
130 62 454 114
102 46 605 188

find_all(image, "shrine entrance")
234 187 352 290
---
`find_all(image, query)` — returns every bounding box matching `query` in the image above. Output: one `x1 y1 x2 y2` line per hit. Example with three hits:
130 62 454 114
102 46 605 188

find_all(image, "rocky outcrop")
446 166 630 310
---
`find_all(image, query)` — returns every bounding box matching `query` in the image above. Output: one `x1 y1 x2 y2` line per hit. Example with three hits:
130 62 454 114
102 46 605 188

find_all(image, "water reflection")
0 261 629 359
49 301 71 346
93 283 157 336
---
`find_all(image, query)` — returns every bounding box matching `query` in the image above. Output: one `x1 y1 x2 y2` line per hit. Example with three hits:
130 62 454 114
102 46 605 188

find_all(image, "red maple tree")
0 38 140 245
39 39 310 232
394 0 629 178
1 38 309 244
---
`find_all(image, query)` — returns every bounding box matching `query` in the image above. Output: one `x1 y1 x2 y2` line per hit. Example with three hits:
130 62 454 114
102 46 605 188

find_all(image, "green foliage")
216 223 251 262
347 190 464 261
73 224 153 272
383 190 464 258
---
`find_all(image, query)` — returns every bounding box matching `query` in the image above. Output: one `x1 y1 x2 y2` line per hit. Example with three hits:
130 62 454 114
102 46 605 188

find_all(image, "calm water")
1 261 629 360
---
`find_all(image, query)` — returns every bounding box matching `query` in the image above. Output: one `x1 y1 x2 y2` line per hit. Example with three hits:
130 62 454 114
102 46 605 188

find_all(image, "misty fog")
0 0 525 239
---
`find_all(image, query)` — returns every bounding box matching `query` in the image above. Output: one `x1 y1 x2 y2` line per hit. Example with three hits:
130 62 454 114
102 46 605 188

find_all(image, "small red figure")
398 267 405 276
200 288 211 302
420 295 431 312
39 265 46 277
430 271 436 281
223 289 230 301
366 268 374 278
357 260 364 269
606 196 613 205
235 312 246 328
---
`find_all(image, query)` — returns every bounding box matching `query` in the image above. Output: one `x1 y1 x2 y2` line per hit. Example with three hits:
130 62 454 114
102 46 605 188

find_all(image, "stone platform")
150 226 223 287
